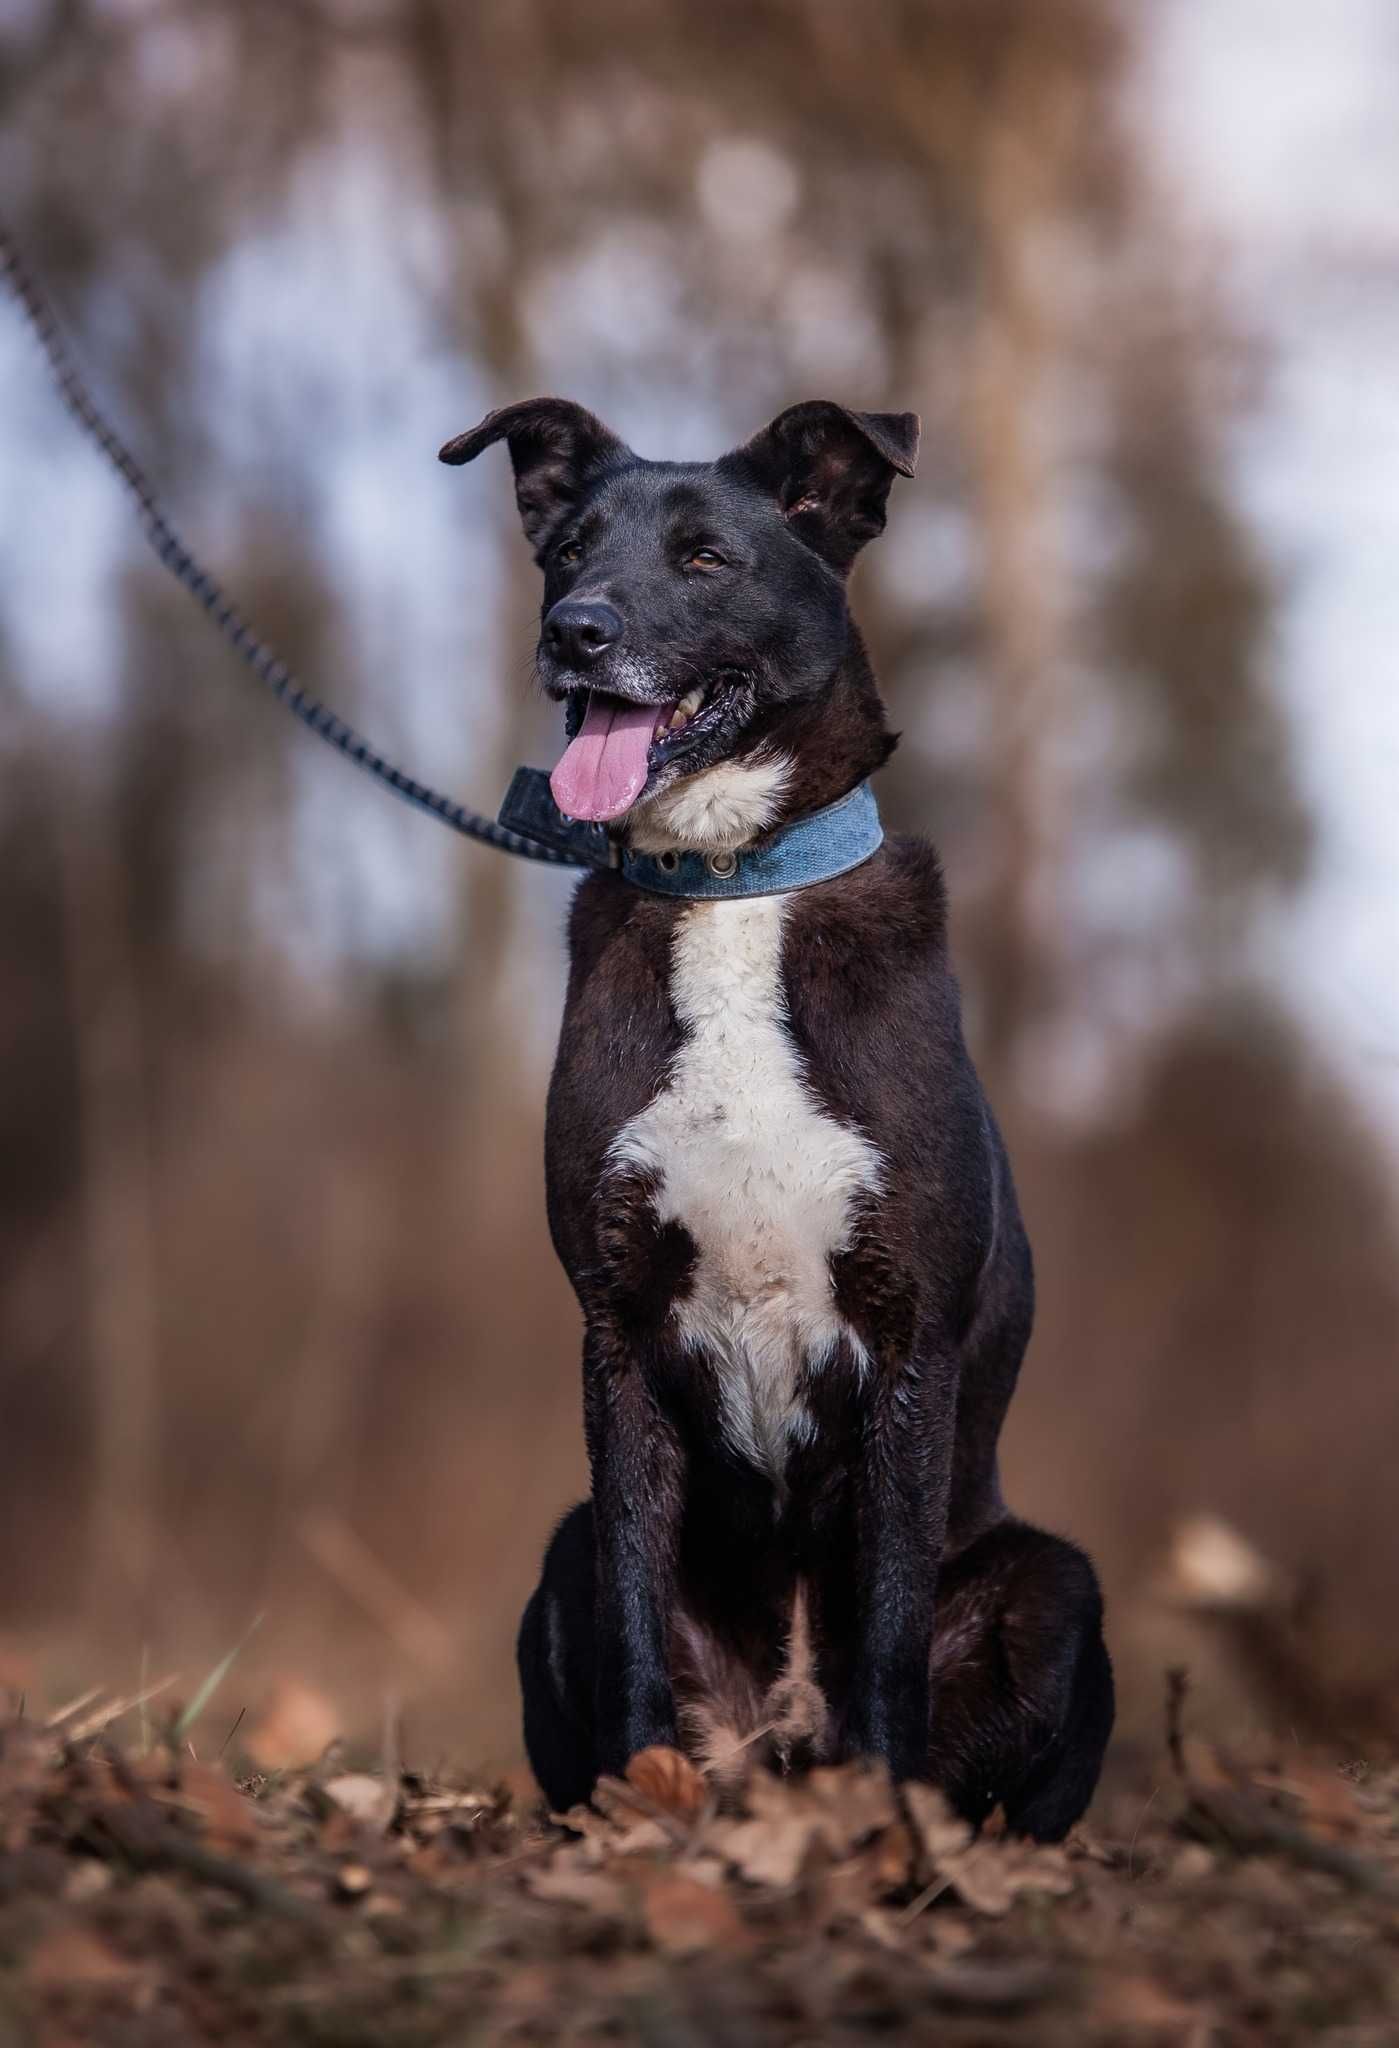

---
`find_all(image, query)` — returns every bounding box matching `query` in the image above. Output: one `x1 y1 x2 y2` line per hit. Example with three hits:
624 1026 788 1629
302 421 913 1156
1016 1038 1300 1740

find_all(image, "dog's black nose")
544 600 622 670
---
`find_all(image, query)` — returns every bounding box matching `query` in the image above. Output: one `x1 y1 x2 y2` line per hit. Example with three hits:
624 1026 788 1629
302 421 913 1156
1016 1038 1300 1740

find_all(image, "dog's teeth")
653 687 707 744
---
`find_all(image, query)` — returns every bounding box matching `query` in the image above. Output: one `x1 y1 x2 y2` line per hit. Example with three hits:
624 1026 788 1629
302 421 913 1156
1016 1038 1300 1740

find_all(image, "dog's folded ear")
440 399 630 560
733 401 920 574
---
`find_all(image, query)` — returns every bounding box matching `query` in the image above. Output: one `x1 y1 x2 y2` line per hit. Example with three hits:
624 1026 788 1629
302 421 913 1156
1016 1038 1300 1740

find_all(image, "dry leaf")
802 1761 899 1854
940 1841 1074 1917
928 1914 978 1959
898 1782 1073 1916
1261 1759 1365 1840
902 1782 974 1863
858 1905 909 1952
641 1871 750 1954
610 1817 675 1858
170 1761 258 1850
1094 1972 1204 2036
816 1826 916 1924
1069 1827 1124 1868
335 1861 373 1898
243 1680 340 1771
553 1796 671 1859
871 1818 915 1890
1171 1843 1216 1884
526 1855 628 1917
323 1772 397 1833
625 1745 707 1821
712 1807 817 1889
552 1802 613 1842
62 1860 113 1905
712 1759 901 1890
593 1775 656 1825
28 1926 143 1990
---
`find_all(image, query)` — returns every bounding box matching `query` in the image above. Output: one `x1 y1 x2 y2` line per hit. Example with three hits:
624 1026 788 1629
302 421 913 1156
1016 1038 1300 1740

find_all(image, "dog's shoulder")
783 833 974 1130
787 832 949 973
563 871 681 993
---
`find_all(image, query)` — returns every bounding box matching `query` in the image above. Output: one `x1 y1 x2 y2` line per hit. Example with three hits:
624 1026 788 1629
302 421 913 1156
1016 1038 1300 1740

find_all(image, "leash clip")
496 766 613 868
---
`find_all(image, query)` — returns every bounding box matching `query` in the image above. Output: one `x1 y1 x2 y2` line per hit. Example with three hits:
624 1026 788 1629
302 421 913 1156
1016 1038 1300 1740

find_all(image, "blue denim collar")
497 767 884 899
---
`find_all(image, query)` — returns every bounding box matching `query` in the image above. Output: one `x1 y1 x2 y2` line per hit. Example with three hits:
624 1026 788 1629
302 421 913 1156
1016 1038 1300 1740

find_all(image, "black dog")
441 397 1113 1839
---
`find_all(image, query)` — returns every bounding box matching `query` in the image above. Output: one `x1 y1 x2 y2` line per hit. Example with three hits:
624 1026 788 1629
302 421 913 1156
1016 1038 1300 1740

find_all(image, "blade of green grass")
173 1613 264 1744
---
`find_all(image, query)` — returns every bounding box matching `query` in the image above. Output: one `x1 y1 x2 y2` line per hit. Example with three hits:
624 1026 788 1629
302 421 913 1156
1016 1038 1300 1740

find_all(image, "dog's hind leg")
517 1501 598 1813
927 1519 1114 1842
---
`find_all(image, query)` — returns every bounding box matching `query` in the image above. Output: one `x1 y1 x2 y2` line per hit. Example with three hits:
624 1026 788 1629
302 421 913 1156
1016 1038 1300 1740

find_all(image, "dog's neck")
624 636 894 857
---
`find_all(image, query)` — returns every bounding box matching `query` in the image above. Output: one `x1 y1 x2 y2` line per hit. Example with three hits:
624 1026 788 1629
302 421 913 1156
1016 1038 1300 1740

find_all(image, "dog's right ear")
439 398 630 560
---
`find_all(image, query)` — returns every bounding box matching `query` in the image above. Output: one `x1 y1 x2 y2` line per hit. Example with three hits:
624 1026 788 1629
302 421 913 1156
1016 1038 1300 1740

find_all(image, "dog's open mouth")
550 682 736 823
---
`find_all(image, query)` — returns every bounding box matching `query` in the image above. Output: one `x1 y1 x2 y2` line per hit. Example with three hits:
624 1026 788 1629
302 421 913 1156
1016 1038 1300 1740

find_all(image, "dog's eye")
686 547 727 571
557 540 583 566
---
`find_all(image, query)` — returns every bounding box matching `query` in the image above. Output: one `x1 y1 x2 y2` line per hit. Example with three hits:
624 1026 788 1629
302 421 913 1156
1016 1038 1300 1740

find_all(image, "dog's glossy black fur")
441 398 1113 1838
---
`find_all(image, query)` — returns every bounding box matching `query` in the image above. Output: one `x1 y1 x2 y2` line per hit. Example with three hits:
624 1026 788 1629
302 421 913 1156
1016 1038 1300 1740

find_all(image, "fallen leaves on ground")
623 1742 708 1821
321 1769 398 1833
0 1704 1395 2044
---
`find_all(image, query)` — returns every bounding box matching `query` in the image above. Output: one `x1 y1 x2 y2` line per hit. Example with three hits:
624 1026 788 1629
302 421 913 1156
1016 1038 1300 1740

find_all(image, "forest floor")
0 1688 1396 2047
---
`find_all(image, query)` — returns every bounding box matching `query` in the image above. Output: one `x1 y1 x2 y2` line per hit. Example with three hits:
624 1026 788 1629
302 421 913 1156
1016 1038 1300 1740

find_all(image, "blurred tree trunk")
432 9 554 1186
962 35 1079 1082
52 764 159 1629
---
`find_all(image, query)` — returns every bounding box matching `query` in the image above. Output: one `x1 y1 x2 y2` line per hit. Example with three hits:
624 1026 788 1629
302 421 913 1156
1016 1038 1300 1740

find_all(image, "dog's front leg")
583 1340 683 1778
847 1346 956 1785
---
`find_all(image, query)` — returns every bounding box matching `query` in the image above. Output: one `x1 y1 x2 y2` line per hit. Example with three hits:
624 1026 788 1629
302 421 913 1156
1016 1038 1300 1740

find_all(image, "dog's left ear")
439 397 630 561
733 399 917 577
735 401 919 574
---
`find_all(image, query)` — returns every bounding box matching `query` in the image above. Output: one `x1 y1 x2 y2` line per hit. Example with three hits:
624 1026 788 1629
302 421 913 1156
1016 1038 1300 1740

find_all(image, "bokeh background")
2 0 1397 1773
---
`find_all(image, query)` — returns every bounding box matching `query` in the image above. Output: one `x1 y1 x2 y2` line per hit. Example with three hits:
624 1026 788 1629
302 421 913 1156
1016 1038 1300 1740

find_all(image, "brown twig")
91 1795 322 1924
1164 1665 1189 1778
1180 1758 1399 1903
88 1743 323 1923
66 1674 179 1745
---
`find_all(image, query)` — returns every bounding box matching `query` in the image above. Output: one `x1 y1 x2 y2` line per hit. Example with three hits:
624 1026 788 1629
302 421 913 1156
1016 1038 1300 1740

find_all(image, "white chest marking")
608 897 882 1477
626 754 792 854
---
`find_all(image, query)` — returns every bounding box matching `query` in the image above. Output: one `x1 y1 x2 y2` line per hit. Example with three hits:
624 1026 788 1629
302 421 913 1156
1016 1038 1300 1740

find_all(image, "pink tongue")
550 694 667 822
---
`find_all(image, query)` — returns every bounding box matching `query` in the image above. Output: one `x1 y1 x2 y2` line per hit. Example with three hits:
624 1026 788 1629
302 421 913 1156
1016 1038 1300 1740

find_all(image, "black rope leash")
0 222 585 867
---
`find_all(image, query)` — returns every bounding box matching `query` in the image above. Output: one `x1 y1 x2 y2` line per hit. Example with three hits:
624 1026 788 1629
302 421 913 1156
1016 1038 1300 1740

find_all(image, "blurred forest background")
1 0 1397 1774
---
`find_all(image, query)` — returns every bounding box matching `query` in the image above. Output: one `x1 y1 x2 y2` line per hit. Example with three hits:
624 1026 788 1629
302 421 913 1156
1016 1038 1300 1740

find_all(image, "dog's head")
440 398 917 841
